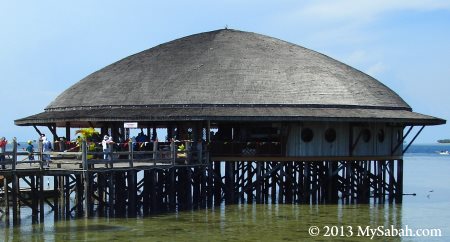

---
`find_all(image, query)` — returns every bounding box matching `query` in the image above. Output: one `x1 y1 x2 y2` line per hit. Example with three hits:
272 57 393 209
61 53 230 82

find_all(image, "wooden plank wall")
286 122 403 157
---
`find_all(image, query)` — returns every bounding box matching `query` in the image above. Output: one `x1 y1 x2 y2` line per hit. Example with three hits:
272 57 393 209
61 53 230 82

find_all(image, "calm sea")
1 144 450 241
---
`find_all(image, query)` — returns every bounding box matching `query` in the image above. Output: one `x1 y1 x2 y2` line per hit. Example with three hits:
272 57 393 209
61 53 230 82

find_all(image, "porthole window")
324 128 336 143
361 129 371 143
377 129 385 143
301 128 314 143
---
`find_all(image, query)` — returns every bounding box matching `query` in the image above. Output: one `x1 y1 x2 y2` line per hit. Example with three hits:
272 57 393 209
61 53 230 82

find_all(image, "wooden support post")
285 162 293 204
75 174 84 217
311 164 317 204
377 160 384 204
146 125 151 141
142 170 150 216
97 173 105 217
206 120 211 142
65 122 71 141
11 172 19 225
39 175 45 222
329 162 338 203
200 166 207 208
303 162 310 204
152 127 157 141
149 170 158 214
108 171 115 217
396 159 403 203
3 176 9 217
170 139 176 165
167 124 173 140
278 163 284 204
207 162 214 208
177 168 186 211
186 167 193 210
239 162 245 203
361 161 369 204
225 162 234 205
128 170 137 217
296 162 305 203
271 162 277 204
246 161 253 204
9 140 19 224
53 175 59 221
255 161 262 204
214 161 222 206
129 141 134 168
262 162 268 203
158 170 165 212
153 141 158 165
192 167 200 209
198 140 203 164
64 175 70 219
115 172 126 217
12 140 17 171
169 168 176 211
388 160 395 203
31 176 38 224
82 141 91 218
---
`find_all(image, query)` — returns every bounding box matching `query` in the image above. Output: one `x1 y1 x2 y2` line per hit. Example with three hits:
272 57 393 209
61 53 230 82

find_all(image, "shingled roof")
15 29 445 126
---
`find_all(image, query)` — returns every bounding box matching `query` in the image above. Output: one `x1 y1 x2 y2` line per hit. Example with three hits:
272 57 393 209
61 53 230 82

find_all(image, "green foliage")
75 128 99 140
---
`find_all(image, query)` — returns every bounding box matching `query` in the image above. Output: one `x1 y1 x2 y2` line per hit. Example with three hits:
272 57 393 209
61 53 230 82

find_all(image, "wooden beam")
47 124 59 141
33 125 43 136
391 126 413 155
403 126 425 154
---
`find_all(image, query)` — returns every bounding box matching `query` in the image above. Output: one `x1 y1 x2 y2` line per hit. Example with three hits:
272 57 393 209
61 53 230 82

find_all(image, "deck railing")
0 140 209 171
0 140 286 171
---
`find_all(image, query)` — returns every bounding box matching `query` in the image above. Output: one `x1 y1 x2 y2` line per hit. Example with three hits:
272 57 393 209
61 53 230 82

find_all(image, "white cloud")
344 50 367 65
295 0 450 23
366 62 386 77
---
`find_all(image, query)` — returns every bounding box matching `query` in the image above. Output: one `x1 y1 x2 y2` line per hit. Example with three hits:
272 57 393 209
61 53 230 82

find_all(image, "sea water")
1 144 450 241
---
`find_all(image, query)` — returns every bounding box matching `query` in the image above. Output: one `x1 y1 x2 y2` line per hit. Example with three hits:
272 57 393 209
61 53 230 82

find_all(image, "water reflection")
2 203 410 241
2 149 450 241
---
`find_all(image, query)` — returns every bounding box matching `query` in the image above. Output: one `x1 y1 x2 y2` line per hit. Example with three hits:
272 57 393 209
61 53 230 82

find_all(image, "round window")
361 129 371 143
301 128 314 143
324 128 336 143
377 129 385 143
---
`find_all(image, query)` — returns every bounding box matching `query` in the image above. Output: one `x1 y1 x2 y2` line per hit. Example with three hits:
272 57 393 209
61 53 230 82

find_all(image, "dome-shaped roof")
16 29 444 126
47 29 409 110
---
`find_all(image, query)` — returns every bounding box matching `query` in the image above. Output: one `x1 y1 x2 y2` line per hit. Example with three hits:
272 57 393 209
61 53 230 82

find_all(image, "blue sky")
0 0 449 143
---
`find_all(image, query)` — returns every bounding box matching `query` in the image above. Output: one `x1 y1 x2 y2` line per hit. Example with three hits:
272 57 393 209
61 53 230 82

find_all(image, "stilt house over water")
15 29 445 204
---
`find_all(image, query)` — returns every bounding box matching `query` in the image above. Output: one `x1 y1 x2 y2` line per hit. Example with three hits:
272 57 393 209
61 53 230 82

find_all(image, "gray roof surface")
15 29 445 126
47 29 410 110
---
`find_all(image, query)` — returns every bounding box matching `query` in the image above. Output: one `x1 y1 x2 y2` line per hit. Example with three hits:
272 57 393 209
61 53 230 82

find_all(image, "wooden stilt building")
3 29 444 223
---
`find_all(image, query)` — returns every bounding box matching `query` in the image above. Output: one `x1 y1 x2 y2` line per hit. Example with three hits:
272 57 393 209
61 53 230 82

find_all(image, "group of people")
24 134 52 168
0 132 164 169
0 134 53 169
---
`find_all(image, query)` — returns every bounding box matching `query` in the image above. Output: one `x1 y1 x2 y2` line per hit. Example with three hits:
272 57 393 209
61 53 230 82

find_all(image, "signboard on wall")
124 122 138 128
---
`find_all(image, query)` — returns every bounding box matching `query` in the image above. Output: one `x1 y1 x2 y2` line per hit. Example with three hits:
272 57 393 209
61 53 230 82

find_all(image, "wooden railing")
0 140 209 171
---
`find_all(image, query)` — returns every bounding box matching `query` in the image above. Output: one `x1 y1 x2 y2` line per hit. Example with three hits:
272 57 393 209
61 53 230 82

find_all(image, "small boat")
438 150 449 155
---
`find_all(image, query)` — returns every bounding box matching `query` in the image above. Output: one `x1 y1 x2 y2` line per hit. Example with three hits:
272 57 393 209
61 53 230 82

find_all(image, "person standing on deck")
102 135 114 160
41 134 52 168
0 137 7 169
26 140 34 161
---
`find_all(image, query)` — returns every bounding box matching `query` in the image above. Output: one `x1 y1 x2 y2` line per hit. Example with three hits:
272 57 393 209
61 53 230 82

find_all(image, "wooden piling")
127 170 137 217
0 143 408 224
